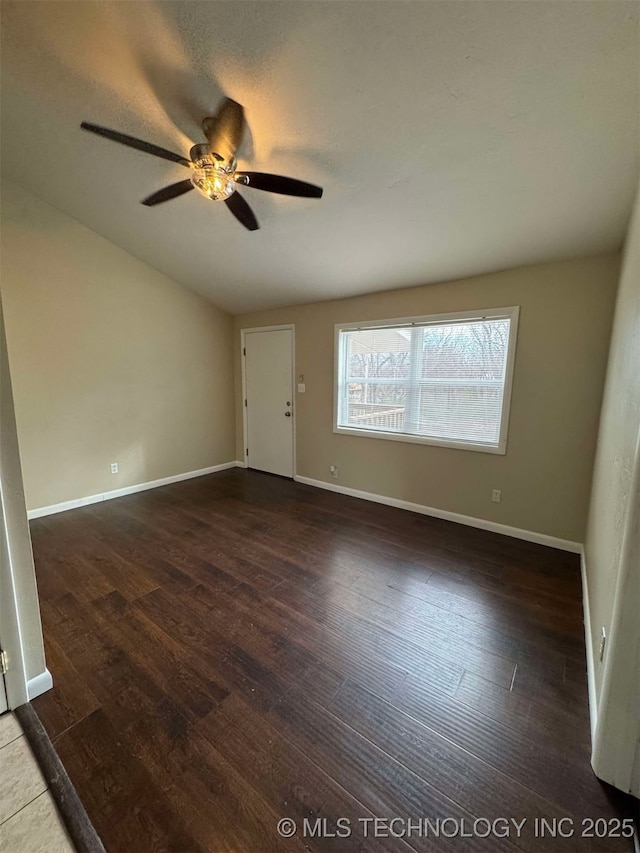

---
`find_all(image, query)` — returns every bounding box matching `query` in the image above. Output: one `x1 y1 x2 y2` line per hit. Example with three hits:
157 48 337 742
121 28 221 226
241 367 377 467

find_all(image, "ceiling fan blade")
81 122 191 168
202 98 244 163
235 172 323 198
225 191 259 231
141 180 194 206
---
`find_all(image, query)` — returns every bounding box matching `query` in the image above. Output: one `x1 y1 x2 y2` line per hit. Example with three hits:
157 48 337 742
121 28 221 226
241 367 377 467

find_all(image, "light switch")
297 383 306 393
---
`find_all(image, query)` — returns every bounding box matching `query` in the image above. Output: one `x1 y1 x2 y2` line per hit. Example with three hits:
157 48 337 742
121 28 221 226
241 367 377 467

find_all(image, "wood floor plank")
454 671 591 755
198 693 415 853
135 586 291 712
27 635 101 741
269 578 491 692
331 570 575 676
91 591 231 721
123 698 308 853
227 579 411 700
264 687 521 853
395 671 624 820
51 708 203 852
30 469 635 853
329 680 625 852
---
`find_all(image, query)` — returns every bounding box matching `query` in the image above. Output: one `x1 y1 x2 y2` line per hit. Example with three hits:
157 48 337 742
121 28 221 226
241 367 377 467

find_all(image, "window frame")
333 306 520 455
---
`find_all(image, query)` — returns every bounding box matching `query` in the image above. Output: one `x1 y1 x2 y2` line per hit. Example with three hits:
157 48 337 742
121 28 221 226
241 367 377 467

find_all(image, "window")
334 307 519 454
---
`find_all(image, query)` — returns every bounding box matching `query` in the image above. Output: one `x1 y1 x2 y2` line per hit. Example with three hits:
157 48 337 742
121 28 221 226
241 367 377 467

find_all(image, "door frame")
240 325 296 478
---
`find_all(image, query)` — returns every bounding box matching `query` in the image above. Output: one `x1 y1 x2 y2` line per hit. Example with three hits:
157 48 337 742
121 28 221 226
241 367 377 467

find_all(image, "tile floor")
0 712 74 852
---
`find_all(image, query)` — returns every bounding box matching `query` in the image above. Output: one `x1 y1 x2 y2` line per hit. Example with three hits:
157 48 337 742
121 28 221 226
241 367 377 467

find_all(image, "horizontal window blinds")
337 316 513 447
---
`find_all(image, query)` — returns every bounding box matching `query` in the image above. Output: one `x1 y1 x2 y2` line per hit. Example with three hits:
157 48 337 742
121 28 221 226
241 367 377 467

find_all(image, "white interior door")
244 328 294 478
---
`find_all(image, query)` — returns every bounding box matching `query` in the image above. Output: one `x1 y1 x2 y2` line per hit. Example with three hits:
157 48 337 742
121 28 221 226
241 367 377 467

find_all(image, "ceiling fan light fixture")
190 155 236 201
81 98 323 229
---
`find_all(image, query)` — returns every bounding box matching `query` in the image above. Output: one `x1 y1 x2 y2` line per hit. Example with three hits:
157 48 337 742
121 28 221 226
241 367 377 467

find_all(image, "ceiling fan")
80 98 323 231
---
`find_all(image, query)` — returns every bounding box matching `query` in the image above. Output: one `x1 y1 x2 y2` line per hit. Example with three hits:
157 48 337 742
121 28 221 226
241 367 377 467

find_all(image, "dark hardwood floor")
30 469 636 852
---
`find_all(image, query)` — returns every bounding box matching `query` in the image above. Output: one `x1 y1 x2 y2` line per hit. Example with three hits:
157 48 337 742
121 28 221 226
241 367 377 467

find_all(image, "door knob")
284 411 292 417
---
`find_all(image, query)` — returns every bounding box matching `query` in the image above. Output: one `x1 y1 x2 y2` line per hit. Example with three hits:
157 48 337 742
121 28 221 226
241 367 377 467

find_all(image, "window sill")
333 425 507 455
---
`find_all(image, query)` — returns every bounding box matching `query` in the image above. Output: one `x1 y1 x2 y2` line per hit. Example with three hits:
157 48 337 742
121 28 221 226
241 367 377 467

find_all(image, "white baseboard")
27 668 53 700
580 547 598 744
293 475 582 554
235 460 248 468
27 462 239 519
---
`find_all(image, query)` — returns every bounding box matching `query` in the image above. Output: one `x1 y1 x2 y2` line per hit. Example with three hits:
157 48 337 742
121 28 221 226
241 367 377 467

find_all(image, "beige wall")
585 187 639 709
235 255 620 543
1 181 235 511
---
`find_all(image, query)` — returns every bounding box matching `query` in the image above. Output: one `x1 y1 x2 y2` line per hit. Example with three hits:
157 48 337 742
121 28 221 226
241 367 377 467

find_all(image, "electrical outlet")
110 462 119 474
297 383 306 393
329 465 338 479
491 489 502 503
599 627 606 662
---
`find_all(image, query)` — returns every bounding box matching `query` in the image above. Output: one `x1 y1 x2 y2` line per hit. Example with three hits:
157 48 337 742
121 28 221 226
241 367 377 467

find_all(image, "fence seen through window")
336 309 518 452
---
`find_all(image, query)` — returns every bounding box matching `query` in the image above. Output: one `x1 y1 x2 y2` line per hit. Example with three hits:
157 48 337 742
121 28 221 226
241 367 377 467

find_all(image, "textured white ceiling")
1 1 638 314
